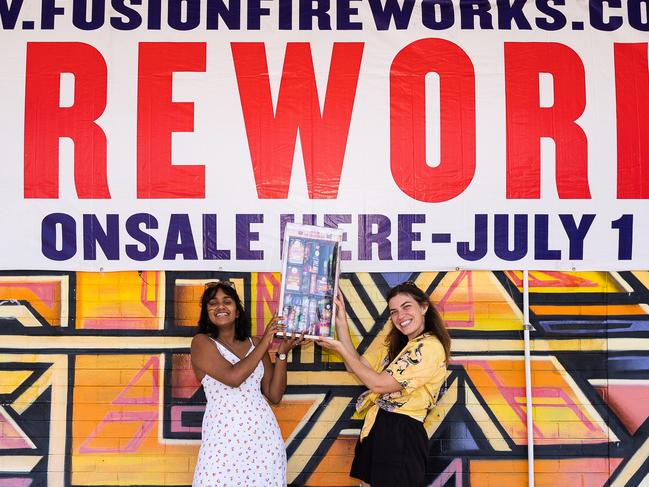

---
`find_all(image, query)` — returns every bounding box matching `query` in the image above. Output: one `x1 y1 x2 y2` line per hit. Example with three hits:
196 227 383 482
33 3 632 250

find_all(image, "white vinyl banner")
1 0 649 271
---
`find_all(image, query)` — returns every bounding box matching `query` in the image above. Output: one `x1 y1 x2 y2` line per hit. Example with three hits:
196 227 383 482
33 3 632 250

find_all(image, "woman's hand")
315 337 345 354
277 329 307 355
261 314 286 347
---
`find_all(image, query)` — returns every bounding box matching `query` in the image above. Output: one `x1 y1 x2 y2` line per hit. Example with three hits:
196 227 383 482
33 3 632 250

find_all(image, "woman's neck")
214 326 236 343
407 331 428 341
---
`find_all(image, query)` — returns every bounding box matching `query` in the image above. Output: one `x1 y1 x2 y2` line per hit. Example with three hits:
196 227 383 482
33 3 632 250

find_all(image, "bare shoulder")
191 333 212 350
251 336 261 346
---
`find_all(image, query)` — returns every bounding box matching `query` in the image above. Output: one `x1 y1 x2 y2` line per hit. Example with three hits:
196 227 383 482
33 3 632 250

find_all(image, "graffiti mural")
1 270 649 486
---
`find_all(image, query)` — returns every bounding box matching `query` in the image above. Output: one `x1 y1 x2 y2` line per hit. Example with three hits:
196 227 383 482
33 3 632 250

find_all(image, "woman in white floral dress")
190 280 304 486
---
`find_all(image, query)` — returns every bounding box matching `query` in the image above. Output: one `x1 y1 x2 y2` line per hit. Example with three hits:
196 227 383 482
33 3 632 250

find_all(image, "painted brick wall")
1 270 648 486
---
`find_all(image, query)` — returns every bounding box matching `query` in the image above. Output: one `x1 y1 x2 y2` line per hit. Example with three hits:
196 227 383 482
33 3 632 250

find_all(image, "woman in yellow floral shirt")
317 281 451 487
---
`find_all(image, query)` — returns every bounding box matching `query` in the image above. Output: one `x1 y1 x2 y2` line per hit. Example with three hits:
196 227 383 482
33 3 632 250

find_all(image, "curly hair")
384 282 451 364
196 283 251 341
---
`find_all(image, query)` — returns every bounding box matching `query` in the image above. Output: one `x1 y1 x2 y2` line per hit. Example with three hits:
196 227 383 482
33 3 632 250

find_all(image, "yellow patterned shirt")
355 333 447 441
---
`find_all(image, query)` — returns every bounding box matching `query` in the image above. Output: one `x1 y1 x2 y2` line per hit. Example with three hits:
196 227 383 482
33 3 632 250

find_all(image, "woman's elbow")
368 384 400 394
368 384 386 394
266 393 282 405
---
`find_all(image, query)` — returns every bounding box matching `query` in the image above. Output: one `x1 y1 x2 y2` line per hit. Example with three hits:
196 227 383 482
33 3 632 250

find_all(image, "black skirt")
350 408 428 487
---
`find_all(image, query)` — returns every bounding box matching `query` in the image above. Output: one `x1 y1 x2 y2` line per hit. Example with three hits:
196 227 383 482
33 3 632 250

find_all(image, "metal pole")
523 269 535 486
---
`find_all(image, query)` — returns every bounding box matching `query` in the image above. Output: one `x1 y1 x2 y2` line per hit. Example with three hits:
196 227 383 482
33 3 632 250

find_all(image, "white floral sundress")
192 338 286 487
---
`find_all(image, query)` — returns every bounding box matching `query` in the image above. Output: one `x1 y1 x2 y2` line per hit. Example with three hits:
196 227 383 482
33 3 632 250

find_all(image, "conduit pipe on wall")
523 270 535 486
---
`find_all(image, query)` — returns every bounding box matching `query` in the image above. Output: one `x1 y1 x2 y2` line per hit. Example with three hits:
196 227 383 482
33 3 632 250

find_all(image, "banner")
2 0 649 271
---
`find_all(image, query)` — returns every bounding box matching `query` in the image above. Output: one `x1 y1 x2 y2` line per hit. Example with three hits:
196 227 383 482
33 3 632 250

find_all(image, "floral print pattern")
391 343 424 376
355 334 447 441
192 339 286 486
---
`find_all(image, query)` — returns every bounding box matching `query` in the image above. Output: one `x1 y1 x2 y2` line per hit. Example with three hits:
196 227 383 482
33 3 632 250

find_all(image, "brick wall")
1 270 647 486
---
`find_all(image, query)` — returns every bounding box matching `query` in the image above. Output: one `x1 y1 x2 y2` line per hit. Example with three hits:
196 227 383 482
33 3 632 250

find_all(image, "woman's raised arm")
191 316 285 388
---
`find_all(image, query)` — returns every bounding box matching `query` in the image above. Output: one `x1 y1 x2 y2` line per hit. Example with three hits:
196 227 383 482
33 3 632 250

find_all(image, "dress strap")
210 337 228 357
212 336 255 359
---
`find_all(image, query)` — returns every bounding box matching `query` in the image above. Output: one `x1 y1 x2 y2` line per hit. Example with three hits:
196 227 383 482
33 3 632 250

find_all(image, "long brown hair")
384 282 451 364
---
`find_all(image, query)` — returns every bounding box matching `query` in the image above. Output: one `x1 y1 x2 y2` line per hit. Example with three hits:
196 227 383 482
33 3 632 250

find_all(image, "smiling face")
206 288 240 329
388 292 428 340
